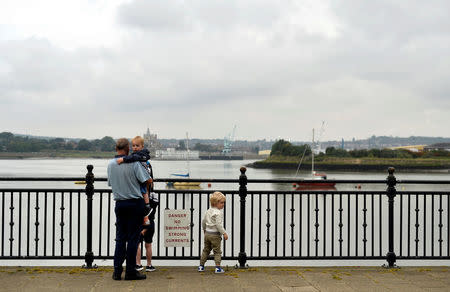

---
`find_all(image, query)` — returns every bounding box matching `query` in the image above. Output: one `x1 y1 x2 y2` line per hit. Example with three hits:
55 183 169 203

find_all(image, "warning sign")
164 209 191 247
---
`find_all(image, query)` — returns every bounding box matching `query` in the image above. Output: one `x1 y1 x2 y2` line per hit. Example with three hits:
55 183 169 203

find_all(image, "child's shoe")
135 265 143 271
215 267 225 274
145 265 156 272
198 265 205 272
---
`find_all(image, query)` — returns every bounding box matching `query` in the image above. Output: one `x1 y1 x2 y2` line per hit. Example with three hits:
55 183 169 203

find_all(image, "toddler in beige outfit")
198 192 228 273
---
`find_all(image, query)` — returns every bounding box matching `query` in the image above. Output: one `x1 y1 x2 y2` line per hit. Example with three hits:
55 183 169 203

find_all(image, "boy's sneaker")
145 265 156 272
215 267 225 274
135 265 143 271
198 265 205 272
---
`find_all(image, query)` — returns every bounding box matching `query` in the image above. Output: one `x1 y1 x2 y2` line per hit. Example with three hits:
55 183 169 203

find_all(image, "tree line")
270 140 450 158
0 132 116 152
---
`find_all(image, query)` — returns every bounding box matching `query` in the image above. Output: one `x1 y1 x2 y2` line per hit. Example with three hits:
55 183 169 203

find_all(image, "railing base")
382 263 399 269
82 264 98 269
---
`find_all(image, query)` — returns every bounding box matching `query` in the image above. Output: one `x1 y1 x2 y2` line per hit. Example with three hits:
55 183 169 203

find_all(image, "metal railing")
0 166 449 268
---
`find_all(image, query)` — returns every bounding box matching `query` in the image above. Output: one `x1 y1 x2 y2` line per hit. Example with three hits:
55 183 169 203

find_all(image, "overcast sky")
1 0 449 141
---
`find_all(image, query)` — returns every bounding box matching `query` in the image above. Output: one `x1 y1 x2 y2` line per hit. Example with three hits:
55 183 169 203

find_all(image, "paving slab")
0 266 449 291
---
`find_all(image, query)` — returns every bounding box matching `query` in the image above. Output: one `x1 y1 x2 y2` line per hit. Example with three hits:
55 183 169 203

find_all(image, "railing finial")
240 166 247 174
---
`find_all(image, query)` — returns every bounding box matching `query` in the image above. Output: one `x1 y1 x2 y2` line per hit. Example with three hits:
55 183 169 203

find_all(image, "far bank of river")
248 156 450 173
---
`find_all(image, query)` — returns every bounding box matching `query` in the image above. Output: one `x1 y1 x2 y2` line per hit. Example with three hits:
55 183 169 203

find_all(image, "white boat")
167 132 201 187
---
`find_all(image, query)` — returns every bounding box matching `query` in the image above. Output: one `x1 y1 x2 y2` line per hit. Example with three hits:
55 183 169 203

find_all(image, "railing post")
238 166 248 268
386 167 397 267
83 165 96 268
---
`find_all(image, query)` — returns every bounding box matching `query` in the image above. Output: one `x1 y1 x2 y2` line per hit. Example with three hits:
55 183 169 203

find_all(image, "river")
0 158 449 191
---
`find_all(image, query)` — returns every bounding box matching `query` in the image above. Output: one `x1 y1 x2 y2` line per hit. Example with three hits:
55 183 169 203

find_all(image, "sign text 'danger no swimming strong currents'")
164 209 191 247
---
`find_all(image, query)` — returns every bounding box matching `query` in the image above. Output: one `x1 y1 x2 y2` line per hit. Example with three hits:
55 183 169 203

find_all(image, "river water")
0 159 449 267
0 158 449 191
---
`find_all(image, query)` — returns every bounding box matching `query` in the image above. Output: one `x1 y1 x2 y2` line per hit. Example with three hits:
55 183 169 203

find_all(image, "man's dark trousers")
114 198 145 274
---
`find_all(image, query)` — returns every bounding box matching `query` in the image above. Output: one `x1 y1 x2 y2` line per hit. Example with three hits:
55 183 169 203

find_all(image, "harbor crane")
222 125 237 155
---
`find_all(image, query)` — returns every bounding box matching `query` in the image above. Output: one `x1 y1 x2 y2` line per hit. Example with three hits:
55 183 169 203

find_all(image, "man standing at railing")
107 138 152 281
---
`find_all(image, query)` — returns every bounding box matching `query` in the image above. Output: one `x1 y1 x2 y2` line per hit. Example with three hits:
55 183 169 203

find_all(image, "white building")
155 148 200 160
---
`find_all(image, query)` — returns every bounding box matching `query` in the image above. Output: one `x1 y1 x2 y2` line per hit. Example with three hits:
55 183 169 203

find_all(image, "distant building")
258 150 271 156
143 127 162 157
424 143 450 152
389 145 426 152
155 148 200 160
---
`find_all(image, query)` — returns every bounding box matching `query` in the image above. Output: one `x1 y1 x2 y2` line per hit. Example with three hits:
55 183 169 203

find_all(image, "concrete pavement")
0 266 449 291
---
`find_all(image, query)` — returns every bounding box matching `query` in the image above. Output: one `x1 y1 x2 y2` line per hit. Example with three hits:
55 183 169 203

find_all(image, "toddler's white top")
202 207 226 235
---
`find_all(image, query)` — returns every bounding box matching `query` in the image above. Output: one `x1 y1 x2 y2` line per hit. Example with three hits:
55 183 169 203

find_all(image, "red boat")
293 172 336 190
292 126 336 191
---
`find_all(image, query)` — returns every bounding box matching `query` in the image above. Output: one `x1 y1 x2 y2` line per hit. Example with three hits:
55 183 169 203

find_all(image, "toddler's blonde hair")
210 192 226 206
132 136 145 146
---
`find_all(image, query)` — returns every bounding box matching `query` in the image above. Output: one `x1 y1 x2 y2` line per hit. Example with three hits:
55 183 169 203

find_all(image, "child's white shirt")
202 207 226 235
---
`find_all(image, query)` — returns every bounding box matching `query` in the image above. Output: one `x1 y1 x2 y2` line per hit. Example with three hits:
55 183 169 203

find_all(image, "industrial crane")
222 125 237 155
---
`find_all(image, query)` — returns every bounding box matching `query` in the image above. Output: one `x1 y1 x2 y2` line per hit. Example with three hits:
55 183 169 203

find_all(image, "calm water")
0 159 449 267
0 158 449 191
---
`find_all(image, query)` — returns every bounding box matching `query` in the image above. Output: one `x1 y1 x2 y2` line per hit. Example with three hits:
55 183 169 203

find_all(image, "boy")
136 192 159 272
116 136 153 214
198 192 228 274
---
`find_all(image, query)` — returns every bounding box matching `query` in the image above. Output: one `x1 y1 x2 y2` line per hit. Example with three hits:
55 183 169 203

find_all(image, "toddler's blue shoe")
198 265 205 272
215 267 225 274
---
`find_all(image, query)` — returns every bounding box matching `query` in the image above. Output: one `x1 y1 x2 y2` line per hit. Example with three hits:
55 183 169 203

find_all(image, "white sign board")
164 209 191 247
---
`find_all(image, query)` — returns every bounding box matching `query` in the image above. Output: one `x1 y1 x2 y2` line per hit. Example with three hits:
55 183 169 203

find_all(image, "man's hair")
132 136 145 146
210 192 226 206
116 138 130 151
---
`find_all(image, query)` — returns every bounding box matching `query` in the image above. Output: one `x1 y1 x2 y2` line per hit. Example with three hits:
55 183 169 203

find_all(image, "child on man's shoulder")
115 136 153 213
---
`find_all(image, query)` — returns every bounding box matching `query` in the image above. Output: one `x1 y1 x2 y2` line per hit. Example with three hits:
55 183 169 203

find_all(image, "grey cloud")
118 0 191 31
1 0 450 140
332 0 450 40
118 0 287 32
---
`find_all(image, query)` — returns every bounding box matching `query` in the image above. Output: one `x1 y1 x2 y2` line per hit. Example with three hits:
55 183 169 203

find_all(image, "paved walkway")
0 266 449 291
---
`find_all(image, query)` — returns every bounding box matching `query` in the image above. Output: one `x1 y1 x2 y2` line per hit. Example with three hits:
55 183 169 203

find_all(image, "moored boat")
293 171 336 189
293 126 335 190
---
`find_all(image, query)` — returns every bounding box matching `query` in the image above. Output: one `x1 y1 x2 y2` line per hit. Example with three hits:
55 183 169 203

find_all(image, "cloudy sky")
1 0 449 141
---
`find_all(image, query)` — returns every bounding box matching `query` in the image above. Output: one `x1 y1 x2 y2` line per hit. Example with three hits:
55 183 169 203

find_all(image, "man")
107 138 152 280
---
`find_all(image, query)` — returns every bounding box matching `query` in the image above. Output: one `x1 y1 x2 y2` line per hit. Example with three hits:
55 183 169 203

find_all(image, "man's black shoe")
124 271 146 280
112 271 122 280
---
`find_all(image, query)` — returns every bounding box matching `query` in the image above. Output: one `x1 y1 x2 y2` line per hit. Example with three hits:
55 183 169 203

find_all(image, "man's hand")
116 158 124 164
144 203 151 216
223 233 229 240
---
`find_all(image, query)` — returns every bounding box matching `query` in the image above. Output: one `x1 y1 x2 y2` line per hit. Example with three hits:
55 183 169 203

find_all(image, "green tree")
271 140 311 156
77 139 92 151
99 136 115 151
325 147 349 157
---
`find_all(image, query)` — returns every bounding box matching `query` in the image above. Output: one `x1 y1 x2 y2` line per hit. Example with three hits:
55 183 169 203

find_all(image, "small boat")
167 132 201 188
293 126 336 189
172 183 202 190
293 171 336 189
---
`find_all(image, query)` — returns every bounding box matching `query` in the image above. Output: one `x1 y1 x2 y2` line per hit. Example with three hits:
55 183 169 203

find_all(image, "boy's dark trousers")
114 198 145 275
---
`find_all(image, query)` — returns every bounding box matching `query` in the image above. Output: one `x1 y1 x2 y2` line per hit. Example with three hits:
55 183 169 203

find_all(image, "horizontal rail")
1 189 449 196
1 177 450 184
0 177 87 181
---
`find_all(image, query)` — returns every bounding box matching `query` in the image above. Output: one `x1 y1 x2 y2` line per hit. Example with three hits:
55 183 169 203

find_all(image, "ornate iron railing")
0 166 449 268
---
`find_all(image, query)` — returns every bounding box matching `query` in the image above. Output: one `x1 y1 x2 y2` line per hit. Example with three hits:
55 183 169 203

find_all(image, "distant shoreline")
0 151 116 159
248 157 450 173
0 152 263 161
